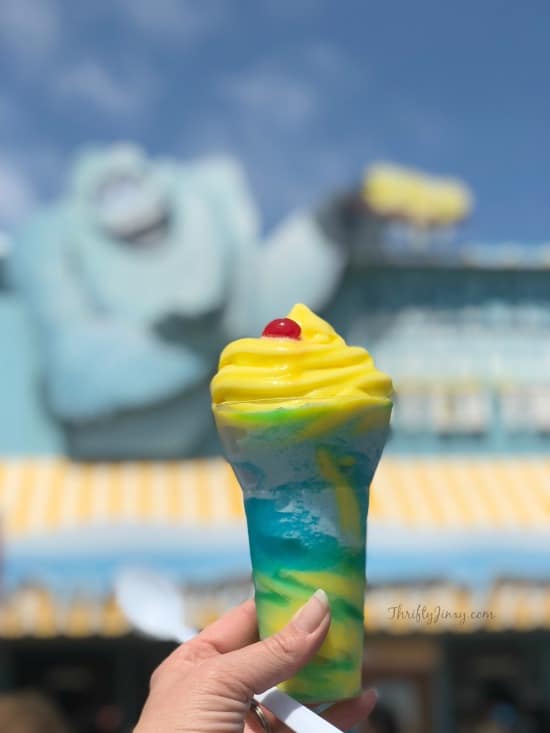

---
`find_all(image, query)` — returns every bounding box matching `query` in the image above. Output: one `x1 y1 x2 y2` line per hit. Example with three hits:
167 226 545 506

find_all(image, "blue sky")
0 0 549 241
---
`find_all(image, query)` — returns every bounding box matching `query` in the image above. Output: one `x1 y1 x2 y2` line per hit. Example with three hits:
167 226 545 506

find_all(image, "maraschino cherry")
262 317 301 339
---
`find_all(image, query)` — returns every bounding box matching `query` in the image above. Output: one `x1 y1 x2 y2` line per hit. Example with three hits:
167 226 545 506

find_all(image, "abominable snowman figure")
14 145 361 459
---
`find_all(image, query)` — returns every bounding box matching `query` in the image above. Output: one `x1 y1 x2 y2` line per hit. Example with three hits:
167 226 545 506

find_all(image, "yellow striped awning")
0 458 243 539
1 580 549 639
2 457 547 639
0 456 549 539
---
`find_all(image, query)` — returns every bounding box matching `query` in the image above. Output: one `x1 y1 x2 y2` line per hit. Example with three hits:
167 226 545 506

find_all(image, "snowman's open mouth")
116 210 172 248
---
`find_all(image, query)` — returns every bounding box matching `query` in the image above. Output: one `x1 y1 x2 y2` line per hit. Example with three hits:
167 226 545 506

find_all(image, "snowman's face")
94 171 171 248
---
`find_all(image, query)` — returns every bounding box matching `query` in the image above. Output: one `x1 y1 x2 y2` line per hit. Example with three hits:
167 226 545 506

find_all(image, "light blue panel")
0 295 62 455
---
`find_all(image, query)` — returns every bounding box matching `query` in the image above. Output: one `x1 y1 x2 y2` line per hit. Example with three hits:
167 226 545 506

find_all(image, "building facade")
0 243 549 732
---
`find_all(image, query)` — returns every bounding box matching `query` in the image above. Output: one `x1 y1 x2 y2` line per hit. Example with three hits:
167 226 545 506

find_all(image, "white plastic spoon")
114 569 340 733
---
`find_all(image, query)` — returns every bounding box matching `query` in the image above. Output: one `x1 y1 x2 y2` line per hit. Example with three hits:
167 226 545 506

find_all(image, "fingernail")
366 687 379 702
292 589 330 632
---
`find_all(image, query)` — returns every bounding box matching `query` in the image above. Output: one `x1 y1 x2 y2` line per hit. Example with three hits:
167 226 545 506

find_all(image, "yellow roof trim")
0 457 549 538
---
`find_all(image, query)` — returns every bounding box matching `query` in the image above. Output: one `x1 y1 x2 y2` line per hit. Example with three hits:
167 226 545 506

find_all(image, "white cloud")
180 112 363 229
220 68 318 130
118 0 224 41
56 61 150 115
0 161 35 228
302 41 359 83
0 0 60 65
183 45 364 224
0 144 67 232
218 42 359 133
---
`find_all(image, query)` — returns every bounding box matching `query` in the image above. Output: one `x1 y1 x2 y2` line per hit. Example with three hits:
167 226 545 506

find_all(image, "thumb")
219 589 330 695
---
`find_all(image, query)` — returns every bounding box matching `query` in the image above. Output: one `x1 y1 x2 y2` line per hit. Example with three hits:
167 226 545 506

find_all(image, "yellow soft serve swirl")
210 304 393 406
